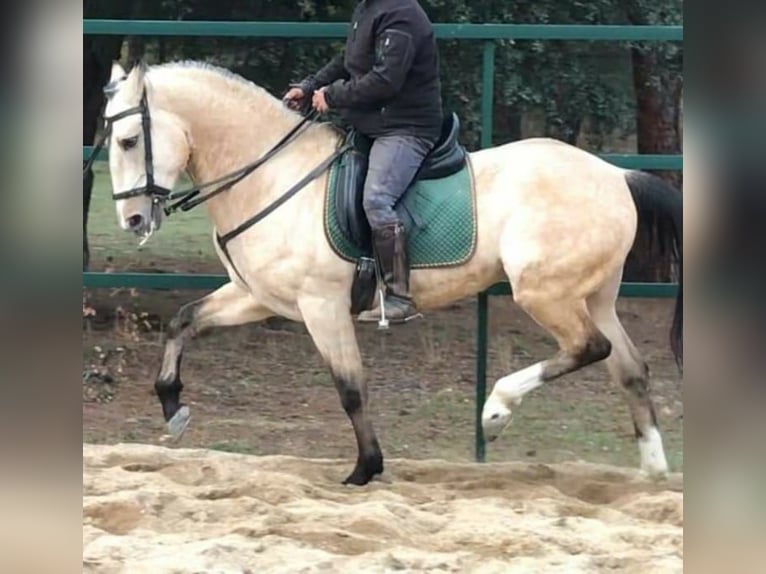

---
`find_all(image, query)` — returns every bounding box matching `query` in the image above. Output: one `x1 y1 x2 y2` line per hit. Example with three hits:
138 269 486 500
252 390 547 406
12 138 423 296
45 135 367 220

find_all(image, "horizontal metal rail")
83 271 677 298
484 281 678 298
84 20 682 41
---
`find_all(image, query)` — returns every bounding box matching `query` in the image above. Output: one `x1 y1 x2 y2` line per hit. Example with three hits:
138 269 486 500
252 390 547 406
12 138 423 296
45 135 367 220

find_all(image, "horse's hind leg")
482 291 612 441
298 295 383 486
587 271 669 477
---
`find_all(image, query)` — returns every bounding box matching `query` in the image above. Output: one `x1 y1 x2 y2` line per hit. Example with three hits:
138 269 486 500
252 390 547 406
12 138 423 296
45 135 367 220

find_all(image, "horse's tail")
624 170 683 372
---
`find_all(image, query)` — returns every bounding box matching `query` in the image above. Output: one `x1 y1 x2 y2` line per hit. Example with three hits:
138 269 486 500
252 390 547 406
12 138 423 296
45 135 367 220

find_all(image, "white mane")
145 60 309 126
151 59 255 85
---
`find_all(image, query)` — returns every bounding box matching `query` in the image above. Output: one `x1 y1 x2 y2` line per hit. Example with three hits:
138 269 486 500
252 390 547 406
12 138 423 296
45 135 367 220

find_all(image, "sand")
83 443 683 573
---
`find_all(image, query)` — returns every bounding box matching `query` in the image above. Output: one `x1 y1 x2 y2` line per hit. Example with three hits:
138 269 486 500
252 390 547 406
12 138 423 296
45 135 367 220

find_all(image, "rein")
163 107 320 215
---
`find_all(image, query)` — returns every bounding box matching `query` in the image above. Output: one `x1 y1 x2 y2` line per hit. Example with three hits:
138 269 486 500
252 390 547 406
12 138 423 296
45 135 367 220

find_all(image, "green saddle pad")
324 157 477 269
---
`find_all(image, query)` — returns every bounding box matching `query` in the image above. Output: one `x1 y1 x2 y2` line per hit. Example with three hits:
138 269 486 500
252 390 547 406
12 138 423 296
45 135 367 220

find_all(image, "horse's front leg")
155 281 273 438
298 295 383 486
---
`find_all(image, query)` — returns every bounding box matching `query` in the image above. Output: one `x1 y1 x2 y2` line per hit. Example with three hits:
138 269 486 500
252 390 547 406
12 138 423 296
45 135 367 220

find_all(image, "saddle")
323 112 476 315
333 112 467 255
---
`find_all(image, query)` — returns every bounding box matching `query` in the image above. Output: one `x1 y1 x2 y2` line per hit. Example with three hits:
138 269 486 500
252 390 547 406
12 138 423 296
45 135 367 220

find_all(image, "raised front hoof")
342 455 384 486
166 405 191 442
481 395 514 443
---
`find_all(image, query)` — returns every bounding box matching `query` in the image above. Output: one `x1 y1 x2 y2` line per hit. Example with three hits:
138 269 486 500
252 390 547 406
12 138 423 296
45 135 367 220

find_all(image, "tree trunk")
83 37 123 270
622 1 683 283
83 40 104 271
493 102 522 143
83 0 144 269
623 42 683 282
631 47 682 187
127 36 146 66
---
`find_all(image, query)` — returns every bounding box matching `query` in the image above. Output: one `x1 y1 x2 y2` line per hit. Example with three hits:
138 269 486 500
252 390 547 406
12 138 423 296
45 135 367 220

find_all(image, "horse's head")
103 61 191 239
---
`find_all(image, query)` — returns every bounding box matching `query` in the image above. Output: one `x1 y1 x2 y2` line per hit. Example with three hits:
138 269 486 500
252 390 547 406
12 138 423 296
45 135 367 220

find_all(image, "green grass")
87 163 220 269
503 393 684 471
384 387 684 471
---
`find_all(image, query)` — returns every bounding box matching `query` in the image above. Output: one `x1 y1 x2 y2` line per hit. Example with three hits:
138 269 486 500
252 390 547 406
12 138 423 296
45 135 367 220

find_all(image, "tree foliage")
85 0 682 152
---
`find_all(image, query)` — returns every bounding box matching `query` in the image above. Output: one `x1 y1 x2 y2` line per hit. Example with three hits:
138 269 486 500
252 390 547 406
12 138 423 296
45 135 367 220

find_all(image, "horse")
94 59 682 486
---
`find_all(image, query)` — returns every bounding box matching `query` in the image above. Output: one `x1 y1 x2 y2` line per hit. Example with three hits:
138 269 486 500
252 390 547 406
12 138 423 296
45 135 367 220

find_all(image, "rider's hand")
282 86 306 110
312 88 330 113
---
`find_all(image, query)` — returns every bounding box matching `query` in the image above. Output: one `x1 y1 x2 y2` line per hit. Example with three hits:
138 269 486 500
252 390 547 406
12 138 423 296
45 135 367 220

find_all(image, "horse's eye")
119 136 139 150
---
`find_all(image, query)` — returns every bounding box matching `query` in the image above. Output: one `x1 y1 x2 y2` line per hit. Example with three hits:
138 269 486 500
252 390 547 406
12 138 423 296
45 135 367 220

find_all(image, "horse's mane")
150 60 264 92
146 60 310 126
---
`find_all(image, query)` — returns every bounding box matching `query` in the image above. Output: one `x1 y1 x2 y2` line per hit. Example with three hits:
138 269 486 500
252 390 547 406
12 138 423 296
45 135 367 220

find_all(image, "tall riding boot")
357 222 420 324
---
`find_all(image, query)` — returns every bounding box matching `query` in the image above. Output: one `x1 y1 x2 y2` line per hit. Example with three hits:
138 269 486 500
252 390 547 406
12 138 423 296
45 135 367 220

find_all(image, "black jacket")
298 0 443 140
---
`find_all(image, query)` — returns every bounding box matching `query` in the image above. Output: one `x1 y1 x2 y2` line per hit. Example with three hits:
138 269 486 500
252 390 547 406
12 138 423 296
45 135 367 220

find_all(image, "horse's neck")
185 98 297 183
157 71 335 233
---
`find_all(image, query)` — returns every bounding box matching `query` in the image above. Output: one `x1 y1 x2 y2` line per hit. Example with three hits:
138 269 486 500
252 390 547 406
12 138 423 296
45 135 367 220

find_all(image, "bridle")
83 88 173 207
82 86 349 277
82 87 322 216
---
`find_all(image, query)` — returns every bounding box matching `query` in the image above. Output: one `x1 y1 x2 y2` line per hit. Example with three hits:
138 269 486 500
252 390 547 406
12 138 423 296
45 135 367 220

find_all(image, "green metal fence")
83 19 682 462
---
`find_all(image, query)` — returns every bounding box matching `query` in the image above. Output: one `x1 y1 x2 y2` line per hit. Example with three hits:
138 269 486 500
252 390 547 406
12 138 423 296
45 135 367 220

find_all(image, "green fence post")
480 40 496 149
474 39 496 463
475 291 489 463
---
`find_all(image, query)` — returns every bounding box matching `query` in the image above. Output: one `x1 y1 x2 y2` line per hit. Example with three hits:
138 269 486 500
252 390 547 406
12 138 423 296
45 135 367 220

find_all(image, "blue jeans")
363 134 435 229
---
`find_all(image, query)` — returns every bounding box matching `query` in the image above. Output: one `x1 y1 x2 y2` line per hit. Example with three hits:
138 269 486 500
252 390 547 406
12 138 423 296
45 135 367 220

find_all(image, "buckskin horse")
86 60 682 486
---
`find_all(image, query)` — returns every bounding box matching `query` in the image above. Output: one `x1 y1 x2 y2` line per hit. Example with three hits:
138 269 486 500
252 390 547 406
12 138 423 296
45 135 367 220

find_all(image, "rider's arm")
323 11 416 108
297 53 350 95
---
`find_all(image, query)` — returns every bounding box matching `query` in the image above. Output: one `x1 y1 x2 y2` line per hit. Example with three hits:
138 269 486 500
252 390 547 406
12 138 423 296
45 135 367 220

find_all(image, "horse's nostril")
127 214 144 229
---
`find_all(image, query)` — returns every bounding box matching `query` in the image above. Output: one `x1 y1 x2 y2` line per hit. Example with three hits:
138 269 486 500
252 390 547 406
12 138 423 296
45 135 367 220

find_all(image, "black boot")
358 223 420 324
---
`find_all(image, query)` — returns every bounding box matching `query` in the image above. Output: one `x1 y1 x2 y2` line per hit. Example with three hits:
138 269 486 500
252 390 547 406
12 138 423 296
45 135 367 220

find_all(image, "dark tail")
624 170 683 372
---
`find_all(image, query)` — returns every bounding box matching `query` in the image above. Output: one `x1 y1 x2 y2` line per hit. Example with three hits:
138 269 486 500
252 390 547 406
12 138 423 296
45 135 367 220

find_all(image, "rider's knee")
363 184 386 209
363 193 393 226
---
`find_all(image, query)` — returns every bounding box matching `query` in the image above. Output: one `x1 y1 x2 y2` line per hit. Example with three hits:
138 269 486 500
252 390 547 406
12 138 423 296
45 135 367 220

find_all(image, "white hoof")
638 427 669 478
481 394 513 442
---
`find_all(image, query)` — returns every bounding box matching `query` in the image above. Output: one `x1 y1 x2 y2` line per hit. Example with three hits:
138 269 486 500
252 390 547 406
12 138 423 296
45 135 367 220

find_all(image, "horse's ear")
104 62 128 99
123 59 148 98
109 61 127 84
132 58 148 77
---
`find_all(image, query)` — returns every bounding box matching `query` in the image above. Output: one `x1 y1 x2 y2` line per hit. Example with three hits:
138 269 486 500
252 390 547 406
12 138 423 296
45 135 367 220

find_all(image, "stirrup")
355 287 393 329
378 287 389 330
359 292 422 329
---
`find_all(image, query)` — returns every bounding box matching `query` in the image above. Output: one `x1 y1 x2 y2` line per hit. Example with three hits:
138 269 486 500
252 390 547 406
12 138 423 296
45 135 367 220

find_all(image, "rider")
283 0 443 324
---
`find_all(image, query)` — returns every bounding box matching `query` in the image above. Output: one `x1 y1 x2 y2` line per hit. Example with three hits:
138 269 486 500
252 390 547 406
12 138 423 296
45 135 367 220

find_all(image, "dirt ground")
83 443 683 573
82 257 683 474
